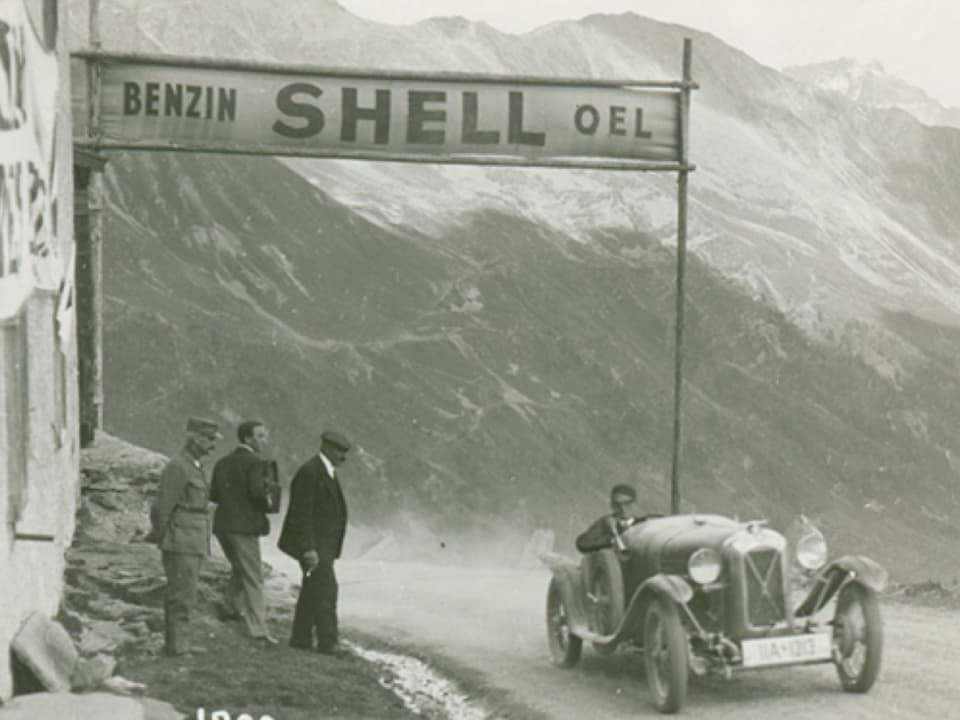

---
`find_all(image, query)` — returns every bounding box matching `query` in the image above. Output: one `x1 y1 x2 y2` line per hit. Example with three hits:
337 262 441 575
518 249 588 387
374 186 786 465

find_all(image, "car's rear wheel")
643 597 688 714
546 577 582 667
833 583 883 692
589 549 625 654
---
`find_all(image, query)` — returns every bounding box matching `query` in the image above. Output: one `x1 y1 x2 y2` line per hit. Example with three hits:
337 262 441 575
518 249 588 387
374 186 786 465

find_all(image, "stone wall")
0 0 79 699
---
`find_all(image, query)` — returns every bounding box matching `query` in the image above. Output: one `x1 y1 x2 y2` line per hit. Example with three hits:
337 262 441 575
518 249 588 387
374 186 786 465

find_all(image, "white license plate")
740 632 832 668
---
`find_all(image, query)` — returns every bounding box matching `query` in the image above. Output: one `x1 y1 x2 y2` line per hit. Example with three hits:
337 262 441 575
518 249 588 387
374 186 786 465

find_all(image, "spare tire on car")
581 548 625 653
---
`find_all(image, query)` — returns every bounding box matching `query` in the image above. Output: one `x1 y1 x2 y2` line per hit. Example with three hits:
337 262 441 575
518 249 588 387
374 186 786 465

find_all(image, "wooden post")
87 0 102 136
670 39 693 515
74 166 93 446
88 170 104 438
76 0 105 447
74 155 105 447
89 0 100 47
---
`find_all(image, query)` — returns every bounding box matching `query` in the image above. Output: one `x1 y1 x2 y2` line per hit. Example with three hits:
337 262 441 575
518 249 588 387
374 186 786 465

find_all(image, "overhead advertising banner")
72 54 685 169
0 0 62 320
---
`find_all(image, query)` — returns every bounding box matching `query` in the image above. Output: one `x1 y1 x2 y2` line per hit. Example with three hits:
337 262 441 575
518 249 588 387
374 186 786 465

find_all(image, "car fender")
794 555 888 617
583 574 694 653
635 573 695 606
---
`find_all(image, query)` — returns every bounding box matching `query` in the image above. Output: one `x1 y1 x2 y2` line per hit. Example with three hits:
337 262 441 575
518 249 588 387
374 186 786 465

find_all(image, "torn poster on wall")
0 0 61 320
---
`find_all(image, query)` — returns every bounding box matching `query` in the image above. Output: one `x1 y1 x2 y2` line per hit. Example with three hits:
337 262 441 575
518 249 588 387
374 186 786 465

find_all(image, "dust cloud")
261 489 565 572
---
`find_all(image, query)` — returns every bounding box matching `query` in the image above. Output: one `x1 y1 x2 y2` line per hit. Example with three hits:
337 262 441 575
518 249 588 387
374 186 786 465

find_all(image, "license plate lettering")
741 632 831 668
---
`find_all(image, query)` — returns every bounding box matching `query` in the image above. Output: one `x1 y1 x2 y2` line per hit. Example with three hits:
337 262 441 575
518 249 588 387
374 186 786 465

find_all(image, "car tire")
546 577 582 668
643 596 689 714
588 549 625 654
833 583 883 692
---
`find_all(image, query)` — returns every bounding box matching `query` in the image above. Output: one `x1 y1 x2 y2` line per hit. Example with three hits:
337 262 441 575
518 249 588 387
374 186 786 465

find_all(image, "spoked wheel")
643 597 689 714
833 583 883 692
546 578 582 667
589 550 625 655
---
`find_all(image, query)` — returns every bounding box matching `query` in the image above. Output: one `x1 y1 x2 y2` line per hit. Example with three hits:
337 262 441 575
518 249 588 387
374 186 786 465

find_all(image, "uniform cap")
186 417 223 439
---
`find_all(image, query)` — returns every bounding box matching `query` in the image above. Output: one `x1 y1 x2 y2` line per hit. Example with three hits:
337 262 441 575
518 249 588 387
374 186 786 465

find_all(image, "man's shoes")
289 640 313 651
252 633 279 645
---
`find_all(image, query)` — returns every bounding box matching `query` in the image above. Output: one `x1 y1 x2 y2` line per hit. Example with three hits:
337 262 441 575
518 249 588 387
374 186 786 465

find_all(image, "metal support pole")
670 38 693 515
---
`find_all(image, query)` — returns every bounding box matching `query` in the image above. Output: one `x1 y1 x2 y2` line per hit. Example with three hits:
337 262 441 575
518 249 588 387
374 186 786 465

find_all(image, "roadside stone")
11 613 79 692
102 674 148 695
137 633 166 656
78 620 133 655
144 613 165 632
89 491 124 510
125 620 151 637
0 691 145 719
86 597 129 620
71 653 117 691
55 607 87 636
116 576 167 606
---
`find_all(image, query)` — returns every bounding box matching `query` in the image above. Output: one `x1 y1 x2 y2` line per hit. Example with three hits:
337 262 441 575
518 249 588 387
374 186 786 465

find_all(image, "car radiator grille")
744 548 786 627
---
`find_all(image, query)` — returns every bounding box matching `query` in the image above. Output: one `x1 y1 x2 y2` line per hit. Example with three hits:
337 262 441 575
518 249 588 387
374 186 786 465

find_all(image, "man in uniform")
278 429 351 654
210 420 279 644
150 417 222 656
576 484 643 553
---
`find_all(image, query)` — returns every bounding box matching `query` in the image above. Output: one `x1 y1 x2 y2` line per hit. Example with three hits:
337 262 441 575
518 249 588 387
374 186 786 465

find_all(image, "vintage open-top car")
542 513 886 713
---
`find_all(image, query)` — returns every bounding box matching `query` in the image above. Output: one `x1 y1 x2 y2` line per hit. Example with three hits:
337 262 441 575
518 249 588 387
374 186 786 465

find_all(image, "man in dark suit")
576 484 643 553
210 420 280 645
278 429 351 654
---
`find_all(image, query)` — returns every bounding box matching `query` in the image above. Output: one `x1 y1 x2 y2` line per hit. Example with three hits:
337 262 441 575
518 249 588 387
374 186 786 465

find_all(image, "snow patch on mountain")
785 58 960 130
73 0 960 372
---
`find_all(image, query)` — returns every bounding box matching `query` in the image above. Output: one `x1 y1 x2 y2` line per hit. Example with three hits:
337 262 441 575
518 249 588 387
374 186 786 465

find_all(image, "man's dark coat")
575 514 644 553
278 455 348 562
210 446 277 536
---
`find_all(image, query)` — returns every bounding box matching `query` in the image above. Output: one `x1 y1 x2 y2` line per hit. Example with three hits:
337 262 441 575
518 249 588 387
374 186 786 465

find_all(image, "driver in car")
576 484 642 553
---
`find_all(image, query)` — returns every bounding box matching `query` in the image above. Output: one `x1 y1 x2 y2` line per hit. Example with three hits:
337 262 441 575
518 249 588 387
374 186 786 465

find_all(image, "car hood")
622 514 743 576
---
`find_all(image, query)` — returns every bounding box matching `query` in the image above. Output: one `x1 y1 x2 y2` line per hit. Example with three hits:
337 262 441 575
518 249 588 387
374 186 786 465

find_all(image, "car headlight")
688 548 722 584
795 527 828 571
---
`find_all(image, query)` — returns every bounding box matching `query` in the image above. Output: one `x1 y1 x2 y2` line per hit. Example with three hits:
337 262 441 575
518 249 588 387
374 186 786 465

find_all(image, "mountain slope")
66 2 960 578
100 151 960 579
784 58 960 130
70 3 960 338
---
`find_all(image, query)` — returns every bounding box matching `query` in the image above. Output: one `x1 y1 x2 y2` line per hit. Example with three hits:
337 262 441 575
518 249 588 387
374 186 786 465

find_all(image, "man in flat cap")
150 417 222 656
278 429 351 654
210 420 280 645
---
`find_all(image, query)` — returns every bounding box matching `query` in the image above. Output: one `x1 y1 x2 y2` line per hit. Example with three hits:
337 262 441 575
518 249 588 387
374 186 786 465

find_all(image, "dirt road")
265 551 960 718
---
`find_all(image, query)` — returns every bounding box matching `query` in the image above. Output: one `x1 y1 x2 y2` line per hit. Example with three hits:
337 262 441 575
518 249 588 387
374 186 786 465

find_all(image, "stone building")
0 0 81 698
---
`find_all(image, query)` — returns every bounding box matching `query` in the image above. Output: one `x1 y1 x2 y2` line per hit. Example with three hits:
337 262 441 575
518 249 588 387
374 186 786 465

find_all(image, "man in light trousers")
210 420 279 644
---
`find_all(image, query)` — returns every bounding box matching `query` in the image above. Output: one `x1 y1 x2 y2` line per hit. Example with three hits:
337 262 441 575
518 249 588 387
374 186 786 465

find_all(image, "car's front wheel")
546 577 583 668
643 597 689 714
833 582 883 692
